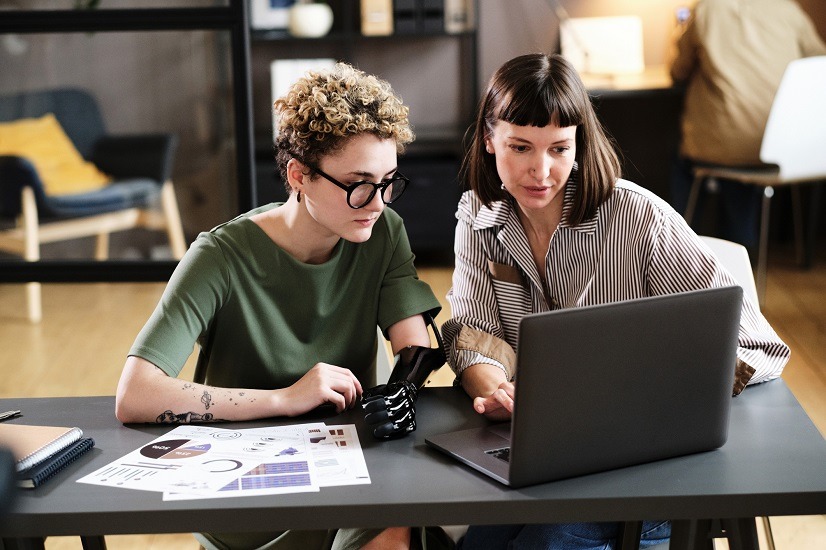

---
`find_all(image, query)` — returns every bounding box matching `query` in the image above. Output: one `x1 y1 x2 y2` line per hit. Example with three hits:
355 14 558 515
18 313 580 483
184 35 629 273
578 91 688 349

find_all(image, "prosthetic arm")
361 314 446 439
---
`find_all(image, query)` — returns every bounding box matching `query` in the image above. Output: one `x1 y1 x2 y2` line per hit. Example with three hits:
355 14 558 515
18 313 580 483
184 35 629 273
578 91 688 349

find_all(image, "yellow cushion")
0 113 111 196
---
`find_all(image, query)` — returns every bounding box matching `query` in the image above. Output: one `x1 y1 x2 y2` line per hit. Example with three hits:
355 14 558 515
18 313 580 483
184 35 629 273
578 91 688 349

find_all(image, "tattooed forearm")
155 410 223 424
159 385 254 422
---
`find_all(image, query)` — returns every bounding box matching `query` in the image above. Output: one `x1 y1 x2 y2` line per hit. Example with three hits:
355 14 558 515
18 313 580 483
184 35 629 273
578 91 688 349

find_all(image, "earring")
297 191 301 203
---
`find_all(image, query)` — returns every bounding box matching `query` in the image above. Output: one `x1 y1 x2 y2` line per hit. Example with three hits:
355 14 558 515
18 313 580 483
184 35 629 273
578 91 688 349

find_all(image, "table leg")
721 518 759 550
669 520 714 550
80 535 108 550
0 539 46 550
616 521 642 550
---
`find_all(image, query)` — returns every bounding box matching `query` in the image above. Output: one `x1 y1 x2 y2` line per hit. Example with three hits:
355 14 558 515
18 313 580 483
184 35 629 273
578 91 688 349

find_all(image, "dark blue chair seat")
45 179 160 218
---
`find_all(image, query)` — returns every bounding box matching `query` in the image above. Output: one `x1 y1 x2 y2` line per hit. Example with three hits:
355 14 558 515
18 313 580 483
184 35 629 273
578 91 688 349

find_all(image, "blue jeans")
458 521 671 550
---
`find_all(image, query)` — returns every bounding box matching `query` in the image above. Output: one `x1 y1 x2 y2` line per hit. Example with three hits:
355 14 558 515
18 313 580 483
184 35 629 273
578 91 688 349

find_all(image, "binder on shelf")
0 424 83 471
444 0 475 34
361 0 394 36
17 437 95 489
393 0 419 34
421 0 444 34
393 0 445 35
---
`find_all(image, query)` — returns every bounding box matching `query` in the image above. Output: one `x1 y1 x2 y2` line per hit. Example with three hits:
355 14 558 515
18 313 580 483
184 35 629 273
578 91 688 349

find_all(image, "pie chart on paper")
139 439 212 459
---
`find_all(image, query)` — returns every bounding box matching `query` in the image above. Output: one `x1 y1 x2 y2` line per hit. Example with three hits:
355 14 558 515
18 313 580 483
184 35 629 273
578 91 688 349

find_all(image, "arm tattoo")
155 410 220 424
201 390 213 410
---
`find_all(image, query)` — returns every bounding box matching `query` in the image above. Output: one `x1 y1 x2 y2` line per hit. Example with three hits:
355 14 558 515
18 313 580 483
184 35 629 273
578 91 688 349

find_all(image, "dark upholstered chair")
0 88 187 322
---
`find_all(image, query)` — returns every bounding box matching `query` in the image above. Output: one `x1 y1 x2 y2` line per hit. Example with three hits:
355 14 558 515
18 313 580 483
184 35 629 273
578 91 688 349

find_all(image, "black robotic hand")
361 314 446 439
361 380 418 438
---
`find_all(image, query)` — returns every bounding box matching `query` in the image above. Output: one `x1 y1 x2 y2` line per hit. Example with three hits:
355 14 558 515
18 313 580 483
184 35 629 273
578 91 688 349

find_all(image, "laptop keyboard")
486 447 511 462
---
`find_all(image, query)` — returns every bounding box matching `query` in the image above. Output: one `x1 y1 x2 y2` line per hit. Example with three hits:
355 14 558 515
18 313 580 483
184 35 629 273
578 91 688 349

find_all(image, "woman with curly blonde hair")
116 63 452 550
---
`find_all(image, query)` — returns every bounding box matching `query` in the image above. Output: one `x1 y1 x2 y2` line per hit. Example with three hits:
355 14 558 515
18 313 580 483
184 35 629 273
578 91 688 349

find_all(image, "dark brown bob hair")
462 53 620 225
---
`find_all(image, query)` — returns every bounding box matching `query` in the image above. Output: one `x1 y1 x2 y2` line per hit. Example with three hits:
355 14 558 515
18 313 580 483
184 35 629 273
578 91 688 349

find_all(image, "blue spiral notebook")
17 437 95 489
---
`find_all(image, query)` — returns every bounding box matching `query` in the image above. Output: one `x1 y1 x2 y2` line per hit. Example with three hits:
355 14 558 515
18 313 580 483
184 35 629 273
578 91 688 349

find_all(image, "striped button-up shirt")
443 178 790 389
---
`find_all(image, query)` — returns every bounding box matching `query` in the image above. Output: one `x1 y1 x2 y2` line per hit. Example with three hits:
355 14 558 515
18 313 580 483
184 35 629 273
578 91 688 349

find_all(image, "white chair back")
760 55 826 181
699 236 759 306
373 326 393 386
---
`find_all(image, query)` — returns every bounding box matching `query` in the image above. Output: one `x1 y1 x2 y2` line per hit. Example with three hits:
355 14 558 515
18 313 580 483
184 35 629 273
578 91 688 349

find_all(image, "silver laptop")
426 286 743 488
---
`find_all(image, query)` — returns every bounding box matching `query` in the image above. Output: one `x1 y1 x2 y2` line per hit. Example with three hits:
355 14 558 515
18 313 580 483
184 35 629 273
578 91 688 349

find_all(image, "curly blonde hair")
273 62 414 189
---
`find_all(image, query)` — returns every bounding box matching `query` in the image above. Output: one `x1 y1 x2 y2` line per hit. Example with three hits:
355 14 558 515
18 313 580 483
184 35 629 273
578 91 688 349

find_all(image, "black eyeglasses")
306 164 410 209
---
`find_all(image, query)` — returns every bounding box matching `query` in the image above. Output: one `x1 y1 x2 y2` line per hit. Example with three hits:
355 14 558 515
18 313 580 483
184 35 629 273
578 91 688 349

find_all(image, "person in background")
442 52 790 550
115 62 452 550
670 0 826 252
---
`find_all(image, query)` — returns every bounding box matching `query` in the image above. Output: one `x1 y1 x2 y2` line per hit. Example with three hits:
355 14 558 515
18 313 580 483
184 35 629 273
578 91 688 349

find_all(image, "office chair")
699 236 759 304
619 236 775 550
0 87 188 322
684 55 826 307
699 236 774 550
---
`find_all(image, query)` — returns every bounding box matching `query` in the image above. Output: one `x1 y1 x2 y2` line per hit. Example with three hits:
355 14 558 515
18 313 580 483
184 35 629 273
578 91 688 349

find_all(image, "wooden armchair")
0 88 187 322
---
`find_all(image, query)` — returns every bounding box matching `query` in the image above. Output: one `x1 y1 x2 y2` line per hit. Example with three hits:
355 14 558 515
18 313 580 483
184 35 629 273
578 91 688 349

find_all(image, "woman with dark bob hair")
442 53 790 549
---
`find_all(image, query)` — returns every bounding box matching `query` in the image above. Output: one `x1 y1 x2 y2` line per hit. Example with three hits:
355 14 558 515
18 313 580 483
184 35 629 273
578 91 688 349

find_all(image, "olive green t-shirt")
130 203 440 389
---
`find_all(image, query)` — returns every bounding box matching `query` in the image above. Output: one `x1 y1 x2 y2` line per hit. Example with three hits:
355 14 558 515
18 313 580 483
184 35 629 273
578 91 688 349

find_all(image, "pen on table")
0 410 21 421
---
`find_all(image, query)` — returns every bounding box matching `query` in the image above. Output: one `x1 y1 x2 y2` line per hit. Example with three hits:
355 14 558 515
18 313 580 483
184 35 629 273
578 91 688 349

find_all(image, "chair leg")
94 232 110 261
759 516 776 550
790 185 805 268
25 283 42 324
803 183 822 269
684 174 705 226
21 187 42 323
755 186 774 308
160 180 187 259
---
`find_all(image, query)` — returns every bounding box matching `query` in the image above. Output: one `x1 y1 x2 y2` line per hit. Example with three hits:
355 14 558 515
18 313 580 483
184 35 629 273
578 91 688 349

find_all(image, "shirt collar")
471 165 599 234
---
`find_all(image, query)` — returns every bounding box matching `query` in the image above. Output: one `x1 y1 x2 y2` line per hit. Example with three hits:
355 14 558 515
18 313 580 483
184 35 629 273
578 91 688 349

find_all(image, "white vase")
288 3 334 38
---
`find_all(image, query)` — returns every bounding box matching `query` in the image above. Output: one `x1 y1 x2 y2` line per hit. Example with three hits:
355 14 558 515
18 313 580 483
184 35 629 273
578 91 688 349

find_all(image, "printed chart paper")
78 422 370 501
163 424 369 500
309 425 370 487
78 424 323 496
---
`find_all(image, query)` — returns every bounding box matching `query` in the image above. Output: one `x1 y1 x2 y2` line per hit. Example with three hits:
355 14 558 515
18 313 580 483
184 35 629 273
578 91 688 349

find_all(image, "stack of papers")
77 423 368 500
